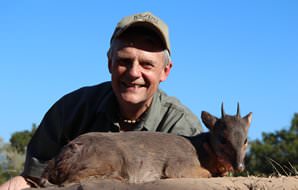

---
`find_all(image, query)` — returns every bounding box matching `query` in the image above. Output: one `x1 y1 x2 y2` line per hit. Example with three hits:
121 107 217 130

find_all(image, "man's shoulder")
62 82 112 101
152 89 202 135
56 82 113 109
157 89 191 113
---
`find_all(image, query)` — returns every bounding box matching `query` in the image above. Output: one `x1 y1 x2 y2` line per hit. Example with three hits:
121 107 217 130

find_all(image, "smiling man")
0 12 202 190
109 26 172 123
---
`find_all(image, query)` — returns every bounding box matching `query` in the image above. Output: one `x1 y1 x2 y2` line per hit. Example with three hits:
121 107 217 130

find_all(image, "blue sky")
0 1 297 143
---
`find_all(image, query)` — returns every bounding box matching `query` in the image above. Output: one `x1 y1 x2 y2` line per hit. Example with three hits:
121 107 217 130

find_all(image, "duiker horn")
221 102 226 118
236 102 241 117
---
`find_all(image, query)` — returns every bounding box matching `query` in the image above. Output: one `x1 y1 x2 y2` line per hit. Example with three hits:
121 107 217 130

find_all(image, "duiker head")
201 103 252 174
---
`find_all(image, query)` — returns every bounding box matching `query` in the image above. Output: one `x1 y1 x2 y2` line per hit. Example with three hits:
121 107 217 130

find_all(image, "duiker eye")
244 138 248 145
219 136 227 144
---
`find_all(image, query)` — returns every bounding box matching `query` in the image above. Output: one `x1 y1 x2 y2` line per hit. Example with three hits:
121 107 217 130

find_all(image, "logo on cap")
133 13 159 25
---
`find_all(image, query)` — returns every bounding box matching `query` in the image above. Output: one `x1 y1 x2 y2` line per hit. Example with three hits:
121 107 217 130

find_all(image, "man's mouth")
121 81 146 89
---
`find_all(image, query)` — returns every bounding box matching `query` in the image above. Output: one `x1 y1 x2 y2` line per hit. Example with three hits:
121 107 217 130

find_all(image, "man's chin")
119 94 145 105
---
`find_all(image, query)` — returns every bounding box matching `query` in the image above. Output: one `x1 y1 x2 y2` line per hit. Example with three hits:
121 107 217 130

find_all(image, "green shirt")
22 81 202 179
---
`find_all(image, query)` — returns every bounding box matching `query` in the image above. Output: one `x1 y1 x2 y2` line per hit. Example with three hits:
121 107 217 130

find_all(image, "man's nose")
127 62 141 78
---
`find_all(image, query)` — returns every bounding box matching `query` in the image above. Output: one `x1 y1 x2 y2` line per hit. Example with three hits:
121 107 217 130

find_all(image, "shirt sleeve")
143 89 204 136
21 83 112 179
22 99 65 179
169 111 203 136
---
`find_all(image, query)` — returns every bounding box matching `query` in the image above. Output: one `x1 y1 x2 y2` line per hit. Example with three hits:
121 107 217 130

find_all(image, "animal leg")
163 162 211 178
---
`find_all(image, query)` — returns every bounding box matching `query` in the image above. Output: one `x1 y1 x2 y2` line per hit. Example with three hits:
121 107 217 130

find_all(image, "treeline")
245 113 298 176
0 124 37 184
0 114 297 183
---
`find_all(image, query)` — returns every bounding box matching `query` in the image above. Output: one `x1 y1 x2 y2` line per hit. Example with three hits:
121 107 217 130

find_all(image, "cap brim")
112 22 170 53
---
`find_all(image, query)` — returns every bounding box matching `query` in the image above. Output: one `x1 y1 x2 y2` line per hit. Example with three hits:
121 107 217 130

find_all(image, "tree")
245 113 298 176
10 124 37 153
0 137 9 184
0 124 37 183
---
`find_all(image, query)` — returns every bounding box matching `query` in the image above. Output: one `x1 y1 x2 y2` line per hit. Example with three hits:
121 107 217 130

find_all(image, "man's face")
108 29 172 108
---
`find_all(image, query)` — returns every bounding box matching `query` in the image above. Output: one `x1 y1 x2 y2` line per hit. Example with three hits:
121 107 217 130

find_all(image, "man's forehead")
112 28 165 53
114 27 165 51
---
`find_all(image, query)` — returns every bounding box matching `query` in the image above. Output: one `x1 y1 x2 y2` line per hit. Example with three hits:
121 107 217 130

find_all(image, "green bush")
245 113 298 176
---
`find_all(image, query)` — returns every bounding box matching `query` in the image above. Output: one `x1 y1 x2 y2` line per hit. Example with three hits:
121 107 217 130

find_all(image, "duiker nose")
237 163 245 172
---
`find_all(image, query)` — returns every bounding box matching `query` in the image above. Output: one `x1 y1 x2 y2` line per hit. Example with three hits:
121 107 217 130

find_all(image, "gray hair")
163 49 171 67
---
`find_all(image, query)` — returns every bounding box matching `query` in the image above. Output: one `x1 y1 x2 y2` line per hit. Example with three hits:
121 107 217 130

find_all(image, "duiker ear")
201 111 218 130
243 112 253 127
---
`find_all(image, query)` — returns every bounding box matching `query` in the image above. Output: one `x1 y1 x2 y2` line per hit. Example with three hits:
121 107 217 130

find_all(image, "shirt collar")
96 89 119 123
96 87 164 131
142 89 163 131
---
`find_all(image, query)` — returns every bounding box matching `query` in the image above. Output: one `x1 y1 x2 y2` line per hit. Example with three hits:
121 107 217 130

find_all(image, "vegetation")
9 124 37 154
245 113 298 176
0 124 37 183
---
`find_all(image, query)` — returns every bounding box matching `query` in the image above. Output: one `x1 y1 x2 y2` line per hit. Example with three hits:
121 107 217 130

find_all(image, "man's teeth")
123 82 144 87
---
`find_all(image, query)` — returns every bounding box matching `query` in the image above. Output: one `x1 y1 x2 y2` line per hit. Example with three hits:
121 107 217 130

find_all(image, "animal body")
42 103 252 186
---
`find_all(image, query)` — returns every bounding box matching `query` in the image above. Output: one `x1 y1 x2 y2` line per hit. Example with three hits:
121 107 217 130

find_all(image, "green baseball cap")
110 12 171 53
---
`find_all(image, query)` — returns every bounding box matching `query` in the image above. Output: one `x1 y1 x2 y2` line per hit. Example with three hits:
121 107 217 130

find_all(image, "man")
0 12 202 189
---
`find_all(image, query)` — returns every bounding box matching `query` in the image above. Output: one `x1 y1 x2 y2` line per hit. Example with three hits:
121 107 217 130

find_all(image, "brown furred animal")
41 103 252 186
189 103 252 176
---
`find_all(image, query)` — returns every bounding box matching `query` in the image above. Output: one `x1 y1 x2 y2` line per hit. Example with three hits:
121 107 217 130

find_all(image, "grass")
268 158 298 177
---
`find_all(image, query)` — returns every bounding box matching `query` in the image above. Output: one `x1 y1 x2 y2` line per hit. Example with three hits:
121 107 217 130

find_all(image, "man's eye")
142 62 154 69
117 59 131 66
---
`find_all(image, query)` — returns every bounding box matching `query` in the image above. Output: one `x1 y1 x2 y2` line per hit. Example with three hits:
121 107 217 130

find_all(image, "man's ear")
107 48 113 74
108 57 113 74
160 61 173 82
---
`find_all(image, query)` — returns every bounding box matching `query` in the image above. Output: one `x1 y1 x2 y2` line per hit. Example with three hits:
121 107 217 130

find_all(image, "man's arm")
22 98 65 181
22 84 109 181
0 176 31 190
